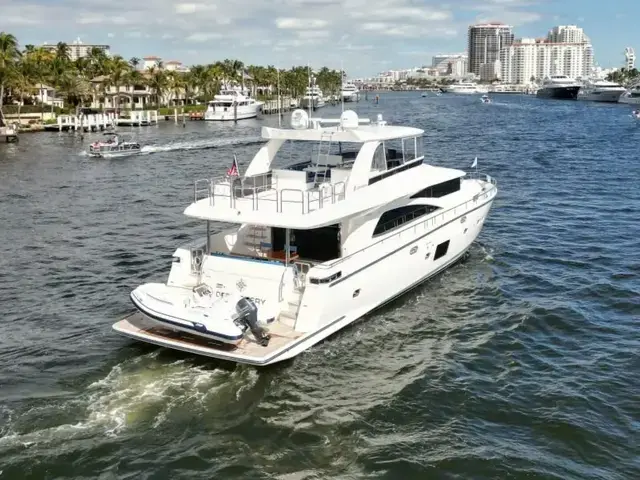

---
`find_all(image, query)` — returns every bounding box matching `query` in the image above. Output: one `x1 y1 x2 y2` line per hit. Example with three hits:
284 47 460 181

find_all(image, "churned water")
0 93 638 479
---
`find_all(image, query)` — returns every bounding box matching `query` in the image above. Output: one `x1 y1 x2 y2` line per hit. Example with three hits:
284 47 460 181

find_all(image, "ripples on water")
0 95 638 479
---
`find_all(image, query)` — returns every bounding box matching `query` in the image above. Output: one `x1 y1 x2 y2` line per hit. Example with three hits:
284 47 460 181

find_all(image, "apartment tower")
467 23 514 76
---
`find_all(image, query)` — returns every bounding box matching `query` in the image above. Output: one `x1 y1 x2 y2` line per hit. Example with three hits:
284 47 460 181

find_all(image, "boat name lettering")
215 290 266 305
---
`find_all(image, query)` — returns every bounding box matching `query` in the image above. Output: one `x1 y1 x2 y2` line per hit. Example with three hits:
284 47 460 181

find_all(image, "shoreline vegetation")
0 31 346 126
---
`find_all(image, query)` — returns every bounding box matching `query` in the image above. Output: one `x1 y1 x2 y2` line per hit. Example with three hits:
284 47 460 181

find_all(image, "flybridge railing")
193 174 347 214
313 172 498 272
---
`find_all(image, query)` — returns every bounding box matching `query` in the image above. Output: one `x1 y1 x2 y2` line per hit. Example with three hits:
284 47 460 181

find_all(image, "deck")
113 312 304 365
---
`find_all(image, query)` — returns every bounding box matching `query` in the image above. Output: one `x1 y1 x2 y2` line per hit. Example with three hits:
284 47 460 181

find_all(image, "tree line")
0 32 345 113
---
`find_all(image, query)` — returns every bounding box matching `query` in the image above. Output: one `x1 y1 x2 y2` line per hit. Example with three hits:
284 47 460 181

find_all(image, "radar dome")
340 110 359 129
290 109 309 129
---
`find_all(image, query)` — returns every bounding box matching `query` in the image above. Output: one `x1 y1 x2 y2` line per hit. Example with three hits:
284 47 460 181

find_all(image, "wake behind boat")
88 133 141 158
113 109 497 366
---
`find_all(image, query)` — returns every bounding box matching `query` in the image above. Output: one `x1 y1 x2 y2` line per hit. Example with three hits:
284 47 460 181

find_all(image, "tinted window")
411 177 461 198
373 204 439 236
434 240 450 260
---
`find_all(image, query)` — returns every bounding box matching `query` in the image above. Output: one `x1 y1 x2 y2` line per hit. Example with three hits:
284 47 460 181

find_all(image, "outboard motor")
235 297 270 347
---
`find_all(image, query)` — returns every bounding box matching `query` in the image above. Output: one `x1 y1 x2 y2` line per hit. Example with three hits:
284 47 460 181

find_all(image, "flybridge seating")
192 110 425 216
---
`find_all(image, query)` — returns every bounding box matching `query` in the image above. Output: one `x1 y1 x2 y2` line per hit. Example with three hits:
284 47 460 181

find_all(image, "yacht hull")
536 86 580 100
618 93 640 105
300 98 325 110
114 184 496 366
579 90 625 102
204 104 262 121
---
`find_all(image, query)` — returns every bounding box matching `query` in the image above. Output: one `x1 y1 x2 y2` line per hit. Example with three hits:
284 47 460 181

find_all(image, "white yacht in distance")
301 85 326 110
204 88 264 121
443 82 488 94
113 109 497 366
578 79 626 102
341 82 359 102
619 81 640 105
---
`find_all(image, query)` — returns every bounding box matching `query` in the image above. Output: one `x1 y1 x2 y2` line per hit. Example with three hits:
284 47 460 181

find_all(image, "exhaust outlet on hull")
235 297 271 347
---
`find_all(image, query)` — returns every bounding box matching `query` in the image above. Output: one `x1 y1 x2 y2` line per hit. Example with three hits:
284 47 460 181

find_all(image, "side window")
371 143 386 173
434 240 450 260
373 205 439 236
411 177 461 198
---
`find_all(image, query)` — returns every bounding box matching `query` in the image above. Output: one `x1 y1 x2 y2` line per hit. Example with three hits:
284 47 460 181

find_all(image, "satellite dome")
340 110 359 129
290 109 309 129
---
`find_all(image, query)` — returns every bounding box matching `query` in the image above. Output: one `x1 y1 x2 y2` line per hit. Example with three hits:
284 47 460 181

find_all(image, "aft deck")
113 312 304 365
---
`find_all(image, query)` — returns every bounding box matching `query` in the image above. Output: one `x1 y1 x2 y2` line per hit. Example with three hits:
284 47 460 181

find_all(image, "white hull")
619 93 640 105
301 98 326 109
88 150 141 158
342 92 358 102
204 104 262 121
115 179 496 366
579 89 625 102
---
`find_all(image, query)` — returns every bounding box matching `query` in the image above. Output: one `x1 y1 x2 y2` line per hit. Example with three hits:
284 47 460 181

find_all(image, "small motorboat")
130 283 276 346
631 110 640 120
480 95 492 104
421 92 427 97
88 132 142 158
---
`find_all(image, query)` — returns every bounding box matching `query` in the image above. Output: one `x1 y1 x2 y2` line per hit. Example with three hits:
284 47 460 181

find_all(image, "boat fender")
235 297 270 346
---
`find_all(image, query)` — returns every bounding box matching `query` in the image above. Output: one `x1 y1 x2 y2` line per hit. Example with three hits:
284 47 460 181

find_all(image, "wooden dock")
262 96 297 115
44 112 117 132
115 110 158 126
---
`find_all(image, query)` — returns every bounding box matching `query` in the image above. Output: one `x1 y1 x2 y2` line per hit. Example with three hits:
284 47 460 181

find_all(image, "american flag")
227 156 239 176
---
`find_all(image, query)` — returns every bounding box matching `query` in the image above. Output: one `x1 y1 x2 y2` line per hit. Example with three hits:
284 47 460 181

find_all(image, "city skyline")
2 0 639 76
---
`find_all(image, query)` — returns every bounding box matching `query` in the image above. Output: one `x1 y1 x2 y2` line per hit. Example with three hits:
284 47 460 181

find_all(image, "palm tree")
0 32 21 111
146 66 167 106
129 57 140 70
107 55 131 113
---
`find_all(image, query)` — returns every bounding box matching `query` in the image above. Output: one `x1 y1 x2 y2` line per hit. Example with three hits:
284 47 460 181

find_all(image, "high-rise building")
547 25 588 44
625 47 636 70
42 37 110 60
432 54 467 76
500 37 593 84
467 23 514 76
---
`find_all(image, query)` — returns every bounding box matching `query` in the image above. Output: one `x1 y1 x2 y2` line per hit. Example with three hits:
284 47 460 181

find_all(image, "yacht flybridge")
113 109 498 365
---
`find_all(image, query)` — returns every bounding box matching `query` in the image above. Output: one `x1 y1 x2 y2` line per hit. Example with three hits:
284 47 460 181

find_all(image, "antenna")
307 63 312 118
341 60 345 114
277 66 281 128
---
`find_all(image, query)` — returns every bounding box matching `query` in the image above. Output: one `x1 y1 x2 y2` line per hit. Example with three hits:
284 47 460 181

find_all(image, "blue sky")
1 0 637 76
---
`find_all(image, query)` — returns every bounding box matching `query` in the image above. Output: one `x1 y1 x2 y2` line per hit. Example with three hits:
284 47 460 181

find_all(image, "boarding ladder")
313 131 333 185
279 261 312 328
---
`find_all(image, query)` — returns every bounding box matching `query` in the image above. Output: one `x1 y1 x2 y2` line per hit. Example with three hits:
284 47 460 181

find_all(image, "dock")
45 112 117 132
115 110 159 126
262 96 297 115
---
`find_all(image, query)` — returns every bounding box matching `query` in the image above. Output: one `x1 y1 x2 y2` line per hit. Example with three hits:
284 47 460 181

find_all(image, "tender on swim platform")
113 312 304 366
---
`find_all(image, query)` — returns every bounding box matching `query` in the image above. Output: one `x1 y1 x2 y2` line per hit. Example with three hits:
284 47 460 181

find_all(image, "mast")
341 61 345 113
277 66 282 127
307 63 312 117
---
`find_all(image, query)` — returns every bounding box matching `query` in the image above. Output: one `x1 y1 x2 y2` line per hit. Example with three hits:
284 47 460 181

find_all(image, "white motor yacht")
578 79 626 102
88 133 141 158
204 88 264 121
619 82 640 105
442 82 488 94
341 82 359 102
301 86 326 110
113 109 498 365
